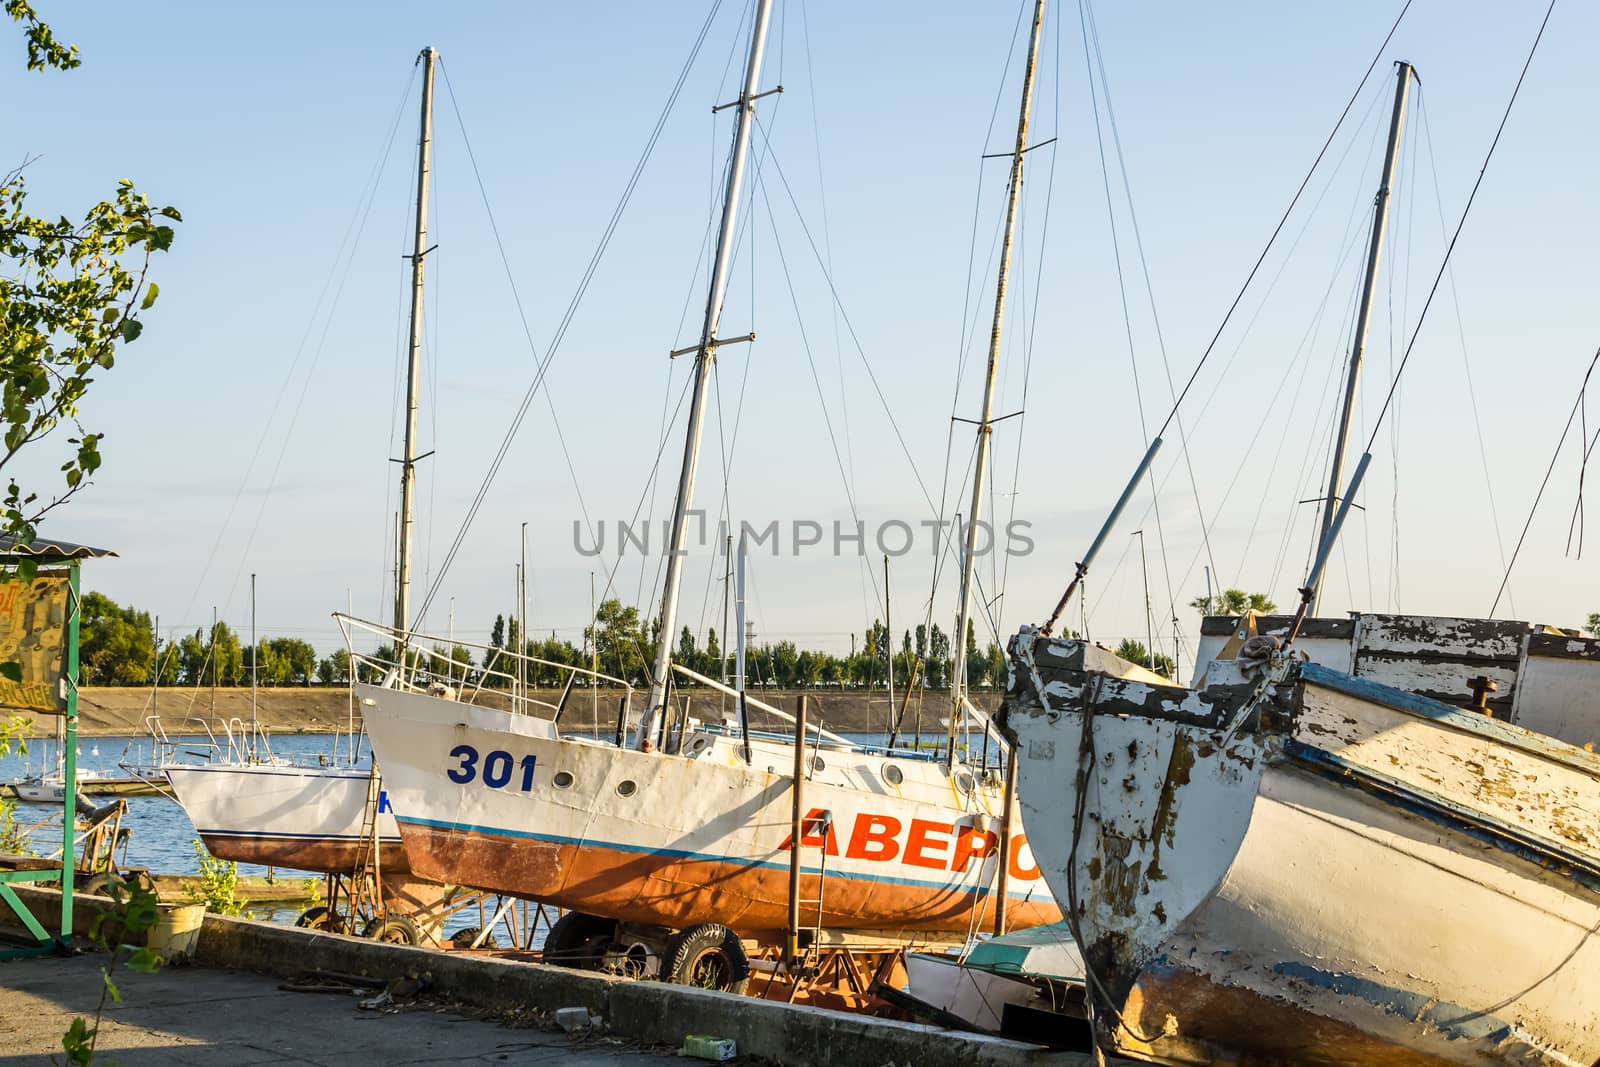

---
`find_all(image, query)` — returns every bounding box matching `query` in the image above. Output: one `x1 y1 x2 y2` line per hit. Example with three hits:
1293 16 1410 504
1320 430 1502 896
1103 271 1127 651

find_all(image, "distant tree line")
75 593 1017 691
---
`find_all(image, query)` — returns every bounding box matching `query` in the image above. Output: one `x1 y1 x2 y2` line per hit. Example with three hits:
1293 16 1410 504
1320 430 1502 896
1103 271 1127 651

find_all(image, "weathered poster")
0 573 69 714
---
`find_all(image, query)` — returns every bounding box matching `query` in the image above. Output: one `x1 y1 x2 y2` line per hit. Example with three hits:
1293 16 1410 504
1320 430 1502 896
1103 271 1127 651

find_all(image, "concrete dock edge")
4 887 1091 1066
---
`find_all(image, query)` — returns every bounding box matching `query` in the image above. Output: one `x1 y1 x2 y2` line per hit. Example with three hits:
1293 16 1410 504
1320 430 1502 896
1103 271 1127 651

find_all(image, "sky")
5 0 1598 668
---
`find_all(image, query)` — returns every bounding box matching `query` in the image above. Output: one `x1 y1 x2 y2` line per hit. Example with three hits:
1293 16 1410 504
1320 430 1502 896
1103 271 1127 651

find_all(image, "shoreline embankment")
36 686 1003 738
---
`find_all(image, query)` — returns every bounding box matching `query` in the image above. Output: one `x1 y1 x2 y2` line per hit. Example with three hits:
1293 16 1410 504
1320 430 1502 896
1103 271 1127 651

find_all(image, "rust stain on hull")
1123 968 1464 1067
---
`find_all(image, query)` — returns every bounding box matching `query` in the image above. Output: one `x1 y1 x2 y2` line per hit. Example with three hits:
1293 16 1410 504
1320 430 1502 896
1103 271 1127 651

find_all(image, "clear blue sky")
6 0 1597 667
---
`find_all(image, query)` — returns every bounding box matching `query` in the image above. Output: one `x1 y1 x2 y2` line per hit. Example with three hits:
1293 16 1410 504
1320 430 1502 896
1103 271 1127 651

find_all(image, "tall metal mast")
396 47 437 645
947 0 1047 764
641 0 776 747
1314 61 1412 610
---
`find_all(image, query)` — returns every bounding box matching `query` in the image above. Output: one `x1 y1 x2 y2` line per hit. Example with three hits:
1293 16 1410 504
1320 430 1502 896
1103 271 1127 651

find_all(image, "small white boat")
901 922 1087 1038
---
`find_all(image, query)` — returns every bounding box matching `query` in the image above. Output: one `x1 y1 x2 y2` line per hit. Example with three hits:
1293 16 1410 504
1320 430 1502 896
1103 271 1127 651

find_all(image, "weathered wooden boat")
1000 622 1600 1065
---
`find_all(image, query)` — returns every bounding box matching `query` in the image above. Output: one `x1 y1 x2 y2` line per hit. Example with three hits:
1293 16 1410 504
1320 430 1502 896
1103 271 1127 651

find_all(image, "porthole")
616 779 638 798
553 770 575 789
809 754 826 774
955 770 975 794
686 735 710 756
882 763 905 786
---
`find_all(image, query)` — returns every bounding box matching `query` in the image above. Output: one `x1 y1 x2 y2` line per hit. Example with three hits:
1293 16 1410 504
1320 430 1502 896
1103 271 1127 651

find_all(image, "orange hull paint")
196 833 411 877
397 821 1059 940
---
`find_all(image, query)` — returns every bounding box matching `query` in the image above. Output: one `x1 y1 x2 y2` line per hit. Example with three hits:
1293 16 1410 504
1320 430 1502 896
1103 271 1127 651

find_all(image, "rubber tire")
541 912 613 969
363 913 424 946
294 906 345 934
663 923 749 994
79 873 116 898
450 926 499 950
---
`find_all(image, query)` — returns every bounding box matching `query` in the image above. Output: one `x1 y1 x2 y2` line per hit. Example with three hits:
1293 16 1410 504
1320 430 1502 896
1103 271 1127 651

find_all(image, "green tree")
1116 638 1176 679
1588 613 1599 635
704 627 720 677
78 591 155 685
1189 589 1277 616
586 599 647 683
316 648 351 685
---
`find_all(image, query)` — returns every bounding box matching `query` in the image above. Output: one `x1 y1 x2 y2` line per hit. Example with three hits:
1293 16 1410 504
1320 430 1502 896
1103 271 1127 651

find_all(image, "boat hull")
360 684 1060 941
1003 632 1600 1066
165 764 407 875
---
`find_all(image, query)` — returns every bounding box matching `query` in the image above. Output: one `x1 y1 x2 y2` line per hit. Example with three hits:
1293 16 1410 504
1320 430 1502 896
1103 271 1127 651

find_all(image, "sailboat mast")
947 0 1047 764
642 0 775 747
1313 61 1412 611
396 46 437 646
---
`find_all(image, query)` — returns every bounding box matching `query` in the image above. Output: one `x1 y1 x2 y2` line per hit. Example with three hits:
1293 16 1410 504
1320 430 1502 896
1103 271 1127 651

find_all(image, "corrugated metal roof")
0 534 117 560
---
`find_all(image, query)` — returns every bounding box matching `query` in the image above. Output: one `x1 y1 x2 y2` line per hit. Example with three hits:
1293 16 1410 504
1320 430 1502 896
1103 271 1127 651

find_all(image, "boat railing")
121 714 225 772
334 613 637 724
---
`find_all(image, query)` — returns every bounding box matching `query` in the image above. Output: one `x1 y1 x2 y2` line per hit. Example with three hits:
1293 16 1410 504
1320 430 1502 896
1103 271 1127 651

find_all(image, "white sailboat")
355 0 1063 991
166 48 443 884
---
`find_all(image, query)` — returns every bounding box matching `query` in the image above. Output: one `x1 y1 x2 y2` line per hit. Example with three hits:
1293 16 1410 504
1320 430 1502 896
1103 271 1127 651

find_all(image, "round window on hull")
616 779 638 798
553 770 575 789
882 763 904 786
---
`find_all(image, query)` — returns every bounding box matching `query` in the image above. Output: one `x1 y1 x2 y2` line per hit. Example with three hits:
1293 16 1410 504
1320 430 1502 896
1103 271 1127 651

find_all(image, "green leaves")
6 0 80 72
1 170 178 544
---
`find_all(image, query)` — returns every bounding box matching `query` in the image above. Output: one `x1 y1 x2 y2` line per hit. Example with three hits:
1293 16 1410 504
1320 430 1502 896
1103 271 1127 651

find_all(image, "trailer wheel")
663 923 749 994
542 911 613 969
450 926 499 950
363 914 424 946
294 906 346 934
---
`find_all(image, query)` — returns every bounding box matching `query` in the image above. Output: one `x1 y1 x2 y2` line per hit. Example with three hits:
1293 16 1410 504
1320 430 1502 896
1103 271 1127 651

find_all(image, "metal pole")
520 522 528 705
395 46 436 646
735 534 751 763
61 561 81 944
250 572 258 761
1314 61 1412 610
641 0 776 746
785 693 808 966
589 572 598 732
949 0 1047 765
210 605 217 717
512 563 521 709
721 534 732 715
994 746 1018 936
883 555 894 745
1134 532 1155 672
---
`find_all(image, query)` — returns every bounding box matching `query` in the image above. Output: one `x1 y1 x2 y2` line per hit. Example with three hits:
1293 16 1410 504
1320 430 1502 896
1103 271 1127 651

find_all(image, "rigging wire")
1491 349 1599 615
1419 95 1515 613
1148 0 1415 447
1359 0 1558 459
435 59 599 583
413 0 728 626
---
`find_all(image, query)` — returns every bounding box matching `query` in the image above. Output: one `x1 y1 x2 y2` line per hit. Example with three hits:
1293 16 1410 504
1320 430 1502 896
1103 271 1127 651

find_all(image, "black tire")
79 873 116 898
663 923 749 994
450 926 499 950
362 914 424 946
541 911 613 969
294 906 345 934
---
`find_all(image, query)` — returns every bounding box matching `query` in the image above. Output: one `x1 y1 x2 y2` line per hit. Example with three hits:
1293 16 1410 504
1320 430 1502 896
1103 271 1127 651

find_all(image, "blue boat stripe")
1283 740 1600 895
197 828 401 844
394 814 1041 902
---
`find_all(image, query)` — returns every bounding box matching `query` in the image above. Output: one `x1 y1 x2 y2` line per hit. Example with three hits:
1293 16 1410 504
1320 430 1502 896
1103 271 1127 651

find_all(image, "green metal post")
60 560 79 944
